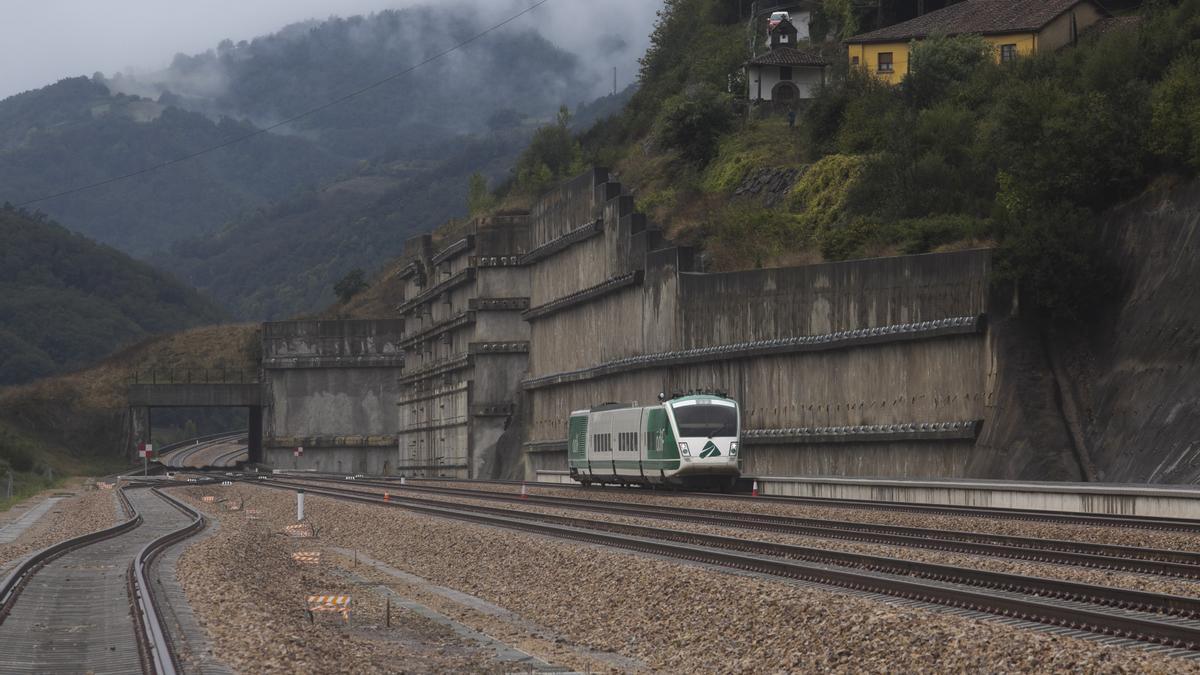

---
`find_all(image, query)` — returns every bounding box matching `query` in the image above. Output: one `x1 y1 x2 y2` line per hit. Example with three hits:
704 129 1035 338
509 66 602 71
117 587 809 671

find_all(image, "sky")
0 0 663 100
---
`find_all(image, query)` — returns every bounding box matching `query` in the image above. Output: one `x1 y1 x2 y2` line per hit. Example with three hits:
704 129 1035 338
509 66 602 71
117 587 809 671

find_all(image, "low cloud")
0 0 663 101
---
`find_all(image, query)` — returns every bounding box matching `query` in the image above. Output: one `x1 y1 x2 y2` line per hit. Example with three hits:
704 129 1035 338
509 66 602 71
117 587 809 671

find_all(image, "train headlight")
679 442 690 456
729 442 739 455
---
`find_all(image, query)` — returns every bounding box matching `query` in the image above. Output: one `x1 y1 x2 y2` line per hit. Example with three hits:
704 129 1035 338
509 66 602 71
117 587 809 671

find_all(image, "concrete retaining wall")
520 168 998 480
263 319 407 468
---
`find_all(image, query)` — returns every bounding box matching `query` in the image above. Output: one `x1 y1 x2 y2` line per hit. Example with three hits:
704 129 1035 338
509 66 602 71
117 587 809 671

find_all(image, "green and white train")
568 394 741 488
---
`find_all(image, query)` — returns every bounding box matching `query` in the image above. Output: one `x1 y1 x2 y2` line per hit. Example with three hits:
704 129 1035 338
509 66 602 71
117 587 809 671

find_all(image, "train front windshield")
671 402 738 438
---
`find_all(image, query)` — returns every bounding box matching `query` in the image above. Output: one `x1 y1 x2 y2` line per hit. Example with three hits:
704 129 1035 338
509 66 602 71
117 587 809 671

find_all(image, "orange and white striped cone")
383 492 390 502
520 482 528 500
751 480 759 497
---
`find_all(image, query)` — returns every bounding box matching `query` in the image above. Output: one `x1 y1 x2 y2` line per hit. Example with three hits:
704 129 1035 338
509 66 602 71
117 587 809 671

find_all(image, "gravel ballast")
287 479 1200 599
0 482 117 569
360 488 1200 600
190 483 1200 673
171 487 519 674
415 480 1200 553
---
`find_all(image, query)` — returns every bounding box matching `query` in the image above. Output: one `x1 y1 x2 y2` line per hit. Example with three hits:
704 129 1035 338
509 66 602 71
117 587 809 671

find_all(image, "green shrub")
1149 51 1200 172
818 218 878 260
992 177 1114 318
891 215 989 254
654 84 734 166
467 172 497 216
786 154 869 233
903 34 995 108
332 269 368 304
700 118 797 193
704 206 799 269
512 108 585 196
0 430 38 473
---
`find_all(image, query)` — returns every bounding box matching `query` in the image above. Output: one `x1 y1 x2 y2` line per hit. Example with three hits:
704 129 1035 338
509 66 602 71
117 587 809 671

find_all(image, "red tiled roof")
746 47 829 67
845 0 1107 44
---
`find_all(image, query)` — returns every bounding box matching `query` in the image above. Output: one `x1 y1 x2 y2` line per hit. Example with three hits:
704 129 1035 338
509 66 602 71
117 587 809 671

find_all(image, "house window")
877 52 894 73
780 66 793 81
851 56 860 66
1000 44 1017 62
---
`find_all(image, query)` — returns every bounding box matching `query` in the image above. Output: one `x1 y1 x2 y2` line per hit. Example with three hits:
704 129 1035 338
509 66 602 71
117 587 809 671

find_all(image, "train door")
587 411 614 480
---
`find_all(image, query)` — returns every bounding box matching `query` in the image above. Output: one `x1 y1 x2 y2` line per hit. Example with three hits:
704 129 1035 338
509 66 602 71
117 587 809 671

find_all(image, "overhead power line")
14 0 553 208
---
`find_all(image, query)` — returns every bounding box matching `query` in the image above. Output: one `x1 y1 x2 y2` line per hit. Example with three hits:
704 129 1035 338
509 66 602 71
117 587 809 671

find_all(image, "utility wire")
14 0 553 208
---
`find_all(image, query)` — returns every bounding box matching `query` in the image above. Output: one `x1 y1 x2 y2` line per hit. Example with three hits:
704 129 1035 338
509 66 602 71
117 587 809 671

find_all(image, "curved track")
163 433 247 470
251 478 1200 653
0 486 203 674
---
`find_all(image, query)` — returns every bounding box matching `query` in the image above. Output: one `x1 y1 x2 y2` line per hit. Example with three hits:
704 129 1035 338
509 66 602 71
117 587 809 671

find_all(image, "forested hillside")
0 77 346 256
108 7 593 160
0 6 600 318
478 0 1176 320
161 130 533 319
0 206 225 385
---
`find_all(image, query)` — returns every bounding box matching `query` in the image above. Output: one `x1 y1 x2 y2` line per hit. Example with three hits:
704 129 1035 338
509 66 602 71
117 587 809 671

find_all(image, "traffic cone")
383 492 390 502
751 480 759 497
400 476 406 486
520 482 529 499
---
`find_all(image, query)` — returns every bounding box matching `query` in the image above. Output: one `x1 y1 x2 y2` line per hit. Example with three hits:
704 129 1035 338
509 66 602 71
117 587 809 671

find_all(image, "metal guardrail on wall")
127 368 260 385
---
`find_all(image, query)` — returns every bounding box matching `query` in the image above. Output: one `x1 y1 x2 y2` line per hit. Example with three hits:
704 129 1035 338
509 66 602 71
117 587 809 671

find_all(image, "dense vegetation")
487 0 1178 318
0 206 225 385
0 6 600 318
0 77 346 256
162 128 536 318
115 8 591 160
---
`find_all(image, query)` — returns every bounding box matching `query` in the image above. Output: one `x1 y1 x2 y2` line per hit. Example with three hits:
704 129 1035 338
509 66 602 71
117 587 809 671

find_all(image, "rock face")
1063 178 1200 483
733 166 803 207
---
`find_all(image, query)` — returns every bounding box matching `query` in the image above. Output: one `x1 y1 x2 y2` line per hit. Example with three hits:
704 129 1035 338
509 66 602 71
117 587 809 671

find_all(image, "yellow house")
845 0 1108 84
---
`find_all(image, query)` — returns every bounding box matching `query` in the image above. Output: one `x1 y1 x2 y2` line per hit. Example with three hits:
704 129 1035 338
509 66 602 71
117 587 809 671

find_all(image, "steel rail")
129 488 206 675
383 475 1200 534
250 478 1200 649
0 488 142 623
209 446 248 468
0 486 202 674
165 433 246 469
158 431 247 466
262 478 1200 618
277 475 1200 580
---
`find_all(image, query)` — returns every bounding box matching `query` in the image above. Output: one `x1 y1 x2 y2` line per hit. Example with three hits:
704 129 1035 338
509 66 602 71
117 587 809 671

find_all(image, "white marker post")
297 489 305 522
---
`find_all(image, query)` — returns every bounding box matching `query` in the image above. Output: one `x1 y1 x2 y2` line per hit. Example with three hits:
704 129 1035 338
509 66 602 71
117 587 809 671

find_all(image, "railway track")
343 474 1200 534
249 478 1200 653
0 486 204 674
163 433 246 470
270 475 1200 580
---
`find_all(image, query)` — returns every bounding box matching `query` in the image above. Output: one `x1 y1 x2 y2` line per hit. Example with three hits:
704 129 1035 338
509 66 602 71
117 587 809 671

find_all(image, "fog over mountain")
0 0 662 102
0 2 655 320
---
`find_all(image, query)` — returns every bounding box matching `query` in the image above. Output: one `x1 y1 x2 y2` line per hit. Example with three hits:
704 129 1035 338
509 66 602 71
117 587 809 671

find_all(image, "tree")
903 34 994 108
333 269 368 304
512 116 584 195
654 83 733 165
1149 51 1200 172
467 173 495 216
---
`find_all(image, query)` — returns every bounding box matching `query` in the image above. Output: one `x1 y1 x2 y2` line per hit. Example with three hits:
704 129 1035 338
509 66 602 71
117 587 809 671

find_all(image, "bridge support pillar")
248 407 263 464
128 406 150 462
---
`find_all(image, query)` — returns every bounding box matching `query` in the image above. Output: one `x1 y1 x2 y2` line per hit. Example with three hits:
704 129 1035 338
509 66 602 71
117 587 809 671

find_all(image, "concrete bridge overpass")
127 381 263 463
